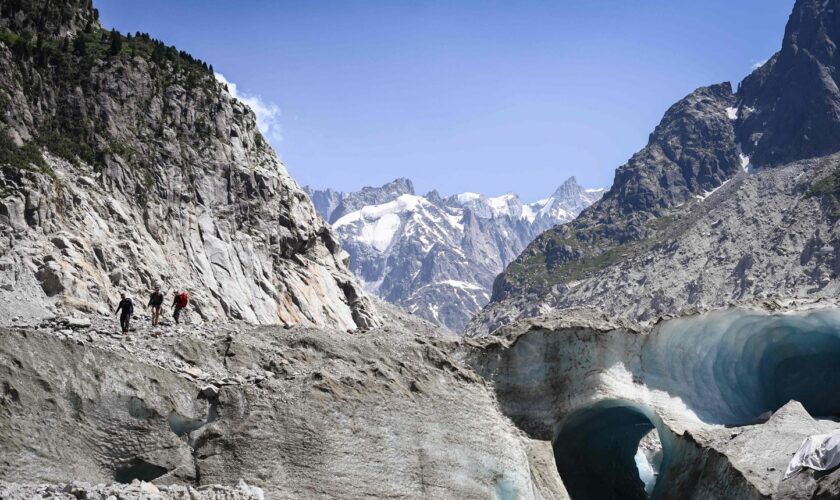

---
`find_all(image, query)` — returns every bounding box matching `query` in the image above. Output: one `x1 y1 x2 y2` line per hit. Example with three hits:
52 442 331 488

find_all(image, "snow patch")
334 194 428 251
361 213 400 252
521 204 537 223
725 107 738 121
736 143 753 173
486 194 518 218
438 280 483 291
454 192 481 204
694 179 731 202
334 194 425 229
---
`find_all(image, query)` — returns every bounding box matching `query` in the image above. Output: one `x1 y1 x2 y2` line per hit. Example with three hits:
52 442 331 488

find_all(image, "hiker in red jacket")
172 290 189 325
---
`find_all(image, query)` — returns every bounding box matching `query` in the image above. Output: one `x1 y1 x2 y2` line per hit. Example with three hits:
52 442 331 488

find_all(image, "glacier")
471 307 840 499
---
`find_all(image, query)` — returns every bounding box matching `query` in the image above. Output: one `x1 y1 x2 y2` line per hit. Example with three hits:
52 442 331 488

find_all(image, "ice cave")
551 309 840 499
554 401 661 500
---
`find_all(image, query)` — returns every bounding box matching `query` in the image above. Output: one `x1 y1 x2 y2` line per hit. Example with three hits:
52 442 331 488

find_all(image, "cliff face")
0 0 378 329
737 0 840 167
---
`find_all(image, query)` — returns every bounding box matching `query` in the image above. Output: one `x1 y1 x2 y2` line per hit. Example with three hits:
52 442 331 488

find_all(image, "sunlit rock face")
0 1 379 331
470 307 840 499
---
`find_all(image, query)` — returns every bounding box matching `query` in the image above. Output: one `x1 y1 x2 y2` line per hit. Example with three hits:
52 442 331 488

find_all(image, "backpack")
176 291 189 308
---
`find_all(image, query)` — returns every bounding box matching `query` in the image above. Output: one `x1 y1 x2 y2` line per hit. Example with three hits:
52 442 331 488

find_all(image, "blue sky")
97 0 793 201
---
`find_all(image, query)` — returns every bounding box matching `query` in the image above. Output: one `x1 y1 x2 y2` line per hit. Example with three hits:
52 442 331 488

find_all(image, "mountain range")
305 177 603 330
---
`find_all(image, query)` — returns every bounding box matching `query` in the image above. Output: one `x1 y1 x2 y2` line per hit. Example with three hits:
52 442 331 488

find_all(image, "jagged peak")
549 176 584 200
383 177 415 195
784 0 840 49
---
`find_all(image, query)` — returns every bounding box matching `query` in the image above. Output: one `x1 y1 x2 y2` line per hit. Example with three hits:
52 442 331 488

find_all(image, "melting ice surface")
634 449 656 495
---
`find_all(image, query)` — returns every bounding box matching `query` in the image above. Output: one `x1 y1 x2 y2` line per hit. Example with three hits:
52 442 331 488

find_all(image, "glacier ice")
554 401 659 500
475 307 840 499
642 309 840 425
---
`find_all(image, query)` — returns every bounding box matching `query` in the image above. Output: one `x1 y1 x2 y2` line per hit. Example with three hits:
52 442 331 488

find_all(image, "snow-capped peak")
333 194 427 252
455 192 481 204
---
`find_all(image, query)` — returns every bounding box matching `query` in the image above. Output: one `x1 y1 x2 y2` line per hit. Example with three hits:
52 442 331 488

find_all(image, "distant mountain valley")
305 177 604 330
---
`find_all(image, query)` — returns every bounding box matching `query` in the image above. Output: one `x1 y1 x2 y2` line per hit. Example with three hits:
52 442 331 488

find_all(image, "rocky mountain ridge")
470 0 840 335
306 177 603 331
0 0 378 330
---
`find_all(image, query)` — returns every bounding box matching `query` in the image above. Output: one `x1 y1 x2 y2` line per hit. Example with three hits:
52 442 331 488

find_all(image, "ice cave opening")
554 401 663 500
114 459 168 483
642 309 840 425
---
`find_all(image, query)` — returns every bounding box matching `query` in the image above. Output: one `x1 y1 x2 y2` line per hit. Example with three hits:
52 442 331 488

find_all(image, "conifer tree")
109 29 122 56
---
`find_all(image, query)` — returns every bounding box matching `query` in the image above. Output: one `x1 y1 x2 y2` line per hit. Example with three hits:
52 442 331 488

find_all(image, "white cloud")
214 72 283 143
751 58 769 70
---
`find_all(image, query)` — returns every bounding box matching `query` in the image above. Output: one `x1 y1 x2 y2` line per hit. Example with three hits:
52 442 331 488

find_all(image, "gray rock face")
307 177 603 331
610 83 740 213
478 84 742 330
470 156 840 335
472 0 840 336
305 187 343 225
0 0 96 38
0 3 377 330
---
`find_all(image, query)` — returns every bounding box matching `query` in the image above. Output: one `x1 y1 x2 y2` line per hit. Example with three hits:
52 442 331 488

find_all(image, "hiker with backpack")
115 293 134 334
172 290 189 324
148 286 164 326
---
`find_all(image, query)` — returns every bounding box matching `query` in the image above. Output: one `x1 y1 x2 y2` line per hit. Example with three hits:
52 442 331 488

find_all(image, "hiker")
148 286 164 326
115 293 134 334
172 290 189 324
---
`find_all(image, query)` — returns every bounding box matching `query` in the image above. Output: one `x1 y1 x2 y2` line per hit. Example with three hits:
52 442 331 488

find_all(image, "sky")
97 0 793 201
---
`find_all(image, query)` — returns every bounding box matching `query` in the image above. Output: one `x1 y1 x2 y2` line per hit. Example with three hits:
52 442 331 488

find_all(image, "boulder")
64 317 91 328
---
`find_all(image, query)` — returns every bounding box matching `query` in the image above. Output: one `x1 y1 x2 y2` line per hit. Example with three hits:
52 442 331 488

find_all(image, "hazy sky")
97 0 793 201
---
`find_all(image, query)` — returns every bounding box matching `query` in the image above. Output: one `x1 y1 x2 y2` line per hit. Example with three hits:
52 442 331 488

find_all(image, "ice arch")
554 401 665 500
642 309 840 425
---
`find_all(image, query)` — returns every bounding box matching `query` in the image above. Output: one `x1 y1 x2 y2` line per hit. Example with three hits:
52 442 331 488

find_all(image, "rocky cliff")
737 0 840 167
0 0 377 330
306 177 603 331
469 0 840 336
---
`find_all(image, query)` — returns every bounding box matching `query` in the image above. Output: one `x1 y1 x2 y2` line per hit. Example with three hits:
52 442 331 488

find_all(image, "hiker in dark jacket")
115 293 134 334
148 286 164 326
172 290 189 325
